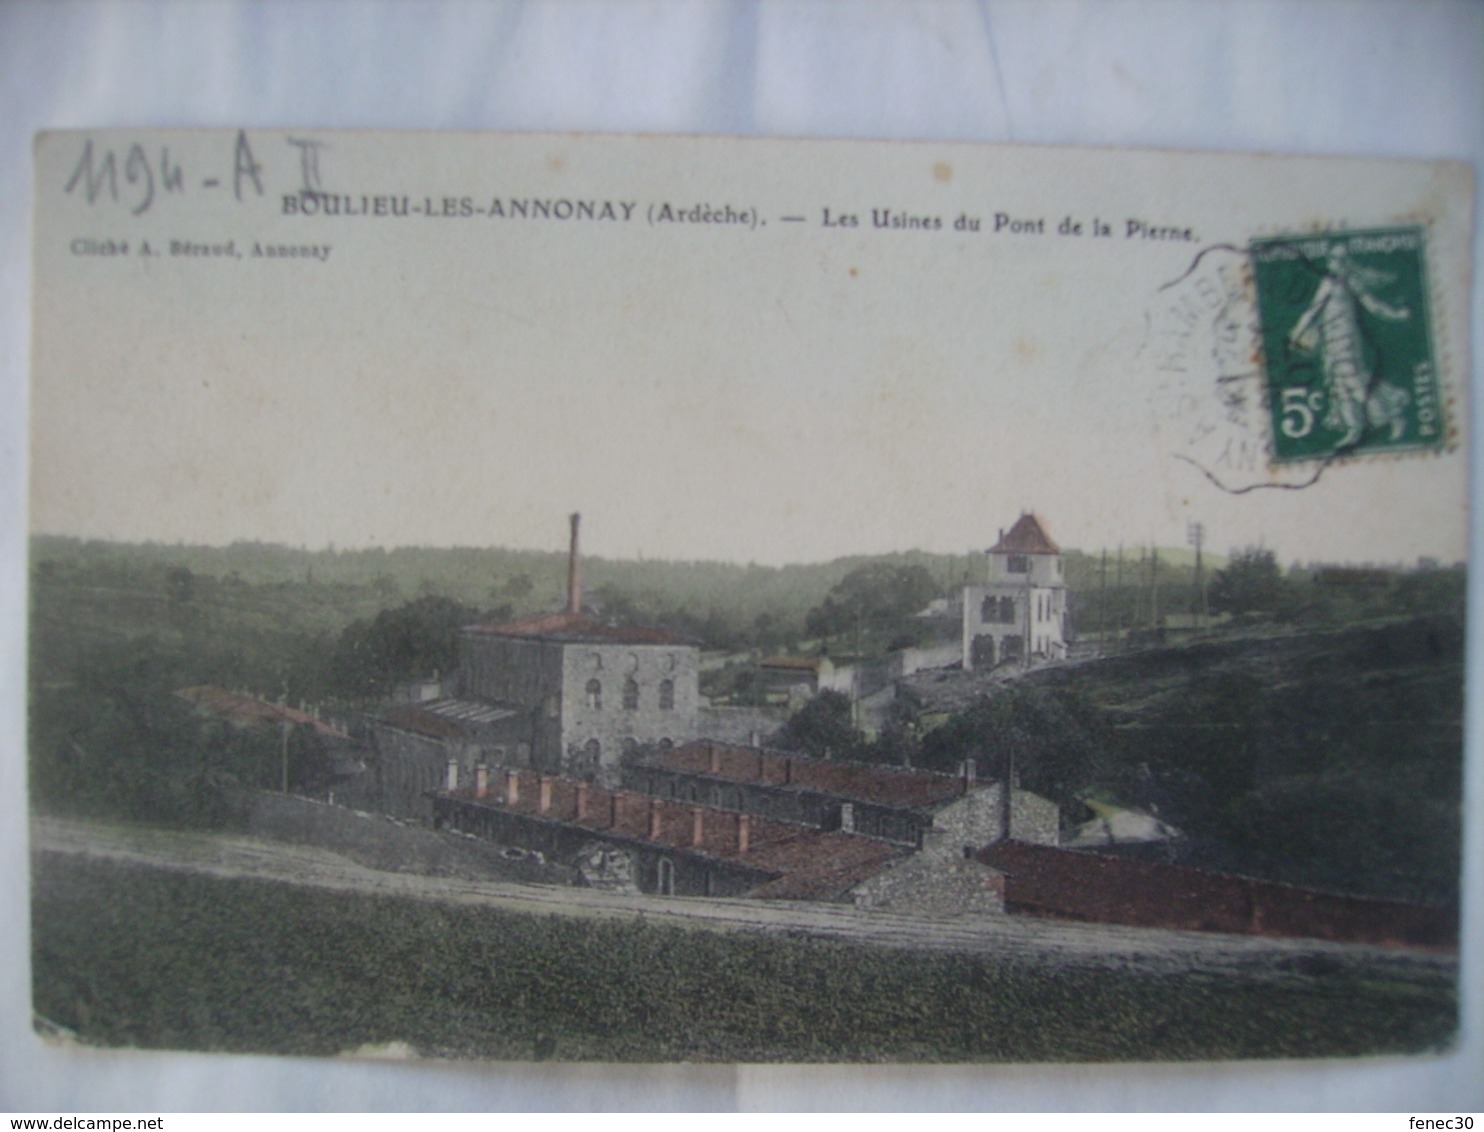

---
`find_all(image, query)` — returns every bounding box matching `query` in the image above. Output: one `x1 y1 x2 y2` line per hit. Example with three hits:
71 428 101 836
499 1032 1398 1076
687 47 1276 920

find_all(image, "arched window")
658 737 673 752
659 679 675 710
623 678 639 710
621 737 639 757
583 738 601 766
980 596 995 623
586 678 602 710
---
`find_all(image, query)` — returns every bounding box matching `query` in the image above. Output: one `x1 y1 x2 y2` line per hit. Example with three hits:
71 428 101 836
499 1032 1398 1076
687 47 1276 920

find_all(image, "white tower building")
962 513 1067 671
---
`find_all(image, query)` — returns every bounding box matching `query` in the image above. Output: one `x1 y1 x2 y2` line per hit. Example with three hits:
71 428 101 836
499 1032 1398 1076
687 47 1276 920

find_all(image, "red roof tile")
465 610 692 646
175 686 350 739
989 513 1060 555
653 741 978 810
439 770 902 901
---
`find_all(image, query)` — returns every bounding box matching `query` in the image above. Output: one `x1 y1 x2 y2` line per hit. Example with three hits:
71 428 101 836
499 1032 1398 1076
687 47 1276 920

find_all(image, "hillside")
905 616 1464 905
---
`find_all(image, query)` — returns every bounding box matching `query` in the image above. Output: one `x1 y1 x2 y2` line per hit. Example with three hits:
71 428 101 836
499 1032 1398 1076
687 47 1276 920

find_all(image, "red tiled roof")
465 610 692 646
440 770 903 901
174 686 350 739
989 513 1060 555
653 741 978 810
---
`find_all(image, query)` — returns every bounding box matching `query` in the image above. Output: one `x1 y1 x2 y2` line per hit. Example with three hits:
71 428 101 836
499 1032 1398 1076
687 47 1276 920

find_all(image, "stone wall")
559 642 699 784
924 784 1059 850
850 852 1005 917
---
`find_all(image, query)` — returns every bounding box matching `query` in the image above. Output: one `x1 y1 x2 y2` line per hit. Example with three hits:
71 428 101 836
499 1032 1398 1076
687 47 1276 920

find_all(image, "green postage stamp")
1250 227 1443 463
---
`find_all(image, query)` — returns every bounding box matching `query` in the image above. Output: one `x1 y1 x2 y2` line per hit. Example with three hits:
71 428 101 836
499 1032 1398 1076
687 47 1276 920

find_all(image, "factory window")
1007 554 1029 574
586 679 602 710
623 678 639 710
659 679 675 710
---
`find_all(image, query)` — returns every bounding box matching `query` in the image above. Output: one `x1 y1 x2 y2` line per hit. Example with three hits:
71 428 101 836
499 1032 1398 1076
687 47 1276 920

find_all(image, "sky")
30 130 1471 568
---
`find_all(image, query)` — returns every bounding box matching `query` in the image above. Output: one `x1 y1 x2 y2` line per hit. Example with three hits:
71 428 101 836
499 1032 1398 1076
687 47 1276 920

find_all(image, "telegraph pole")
1187 521 1207 629
1099 548 1108 653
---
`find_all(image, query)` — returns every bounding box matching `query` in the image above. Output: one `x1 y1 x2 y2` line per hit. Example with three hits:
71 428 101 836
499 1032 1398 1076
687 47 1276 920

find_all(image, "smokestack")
566 512 582 614
538 775 552 814
446 758 459 792
736 812 751 854
474 763 488 799
648 797 663 840
575 781 590 821
690 807 705 847
503 768 520 806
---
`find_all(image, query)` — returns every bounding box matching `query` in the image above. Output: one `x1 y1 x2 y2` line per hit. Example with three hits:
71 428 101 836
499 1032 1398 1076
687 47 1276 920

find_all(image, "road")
32 815 1453 978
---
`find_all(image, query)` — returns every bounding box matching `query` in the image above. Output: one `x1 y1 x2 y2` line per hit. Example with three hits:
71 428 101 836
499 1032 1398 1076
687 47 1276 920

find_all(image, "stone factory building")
629 740 1060 851
962 512 1068 671
431 766 906 901
369 514 700 809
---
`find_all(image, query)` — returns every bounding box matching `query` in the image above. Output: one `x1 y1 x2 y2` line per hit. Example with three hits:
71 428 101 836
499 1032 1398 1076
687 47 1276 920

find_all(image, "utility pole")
1099 548 1108 653
1187 521 1207 629
1149 544 1160 631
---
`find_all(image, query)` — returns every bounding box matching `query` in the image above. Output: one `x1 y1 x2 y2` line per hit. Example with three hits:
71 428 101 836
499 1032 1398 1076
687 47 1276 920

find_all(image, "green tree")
775 690 866 759
1209 547 1285 614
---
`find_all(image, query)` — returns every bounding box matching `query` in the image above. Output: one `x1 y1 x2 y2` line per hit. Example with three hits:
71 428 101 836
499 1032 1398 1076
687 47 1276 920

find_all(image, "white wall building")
962 513 1067 671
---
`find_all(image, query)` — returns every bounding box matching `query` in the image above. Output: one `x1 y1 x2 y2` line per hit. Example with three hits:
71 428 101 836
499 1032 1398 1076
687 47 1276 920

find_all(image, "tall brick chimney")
690 807 705 847
566 512 582 615
574 781 589 821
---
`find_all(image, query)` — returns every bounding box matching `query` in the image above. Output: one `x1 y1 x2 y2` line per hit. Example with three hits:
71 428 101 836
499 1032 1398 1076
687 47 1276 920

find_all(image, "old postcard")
28 130 1471 1063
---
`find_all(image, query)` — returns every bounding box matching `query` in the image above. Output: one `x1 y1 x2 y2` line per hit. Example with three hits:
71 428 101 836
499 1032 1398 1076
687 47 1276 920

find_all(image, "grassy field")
31 854 1456 1063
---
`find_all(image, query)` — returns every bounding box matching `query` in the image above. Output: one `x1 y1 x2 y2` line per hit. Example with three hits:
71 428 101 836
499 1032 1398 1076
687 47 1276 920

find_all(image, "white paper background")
1 0 1480 1112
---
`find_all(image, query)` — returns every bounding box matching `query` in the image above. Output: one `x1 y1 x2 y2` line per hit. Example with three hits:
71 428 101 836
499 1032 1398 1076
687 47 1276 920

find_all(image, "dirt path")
31 815 1452 977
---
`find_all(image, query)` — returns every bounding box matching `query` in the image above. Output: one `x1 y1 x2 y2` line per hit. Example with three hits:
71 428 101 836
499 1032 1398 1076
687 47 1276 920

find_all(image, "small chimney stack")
736 812 751 854
648 797 664 840
503 768 520 806
707 744 720 774
748 729 759 748
690 807 705 847
574 781 590 821
839 802 855 833
445 758 459 792
474 763 488 798
538 775 553 814
566 512 582 615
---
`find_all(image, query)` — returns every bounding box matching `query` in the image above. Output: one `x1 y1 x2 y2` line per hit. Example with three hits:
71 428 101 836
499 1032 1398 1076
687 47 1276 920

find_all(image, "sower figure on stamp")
1287 243 1412 447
